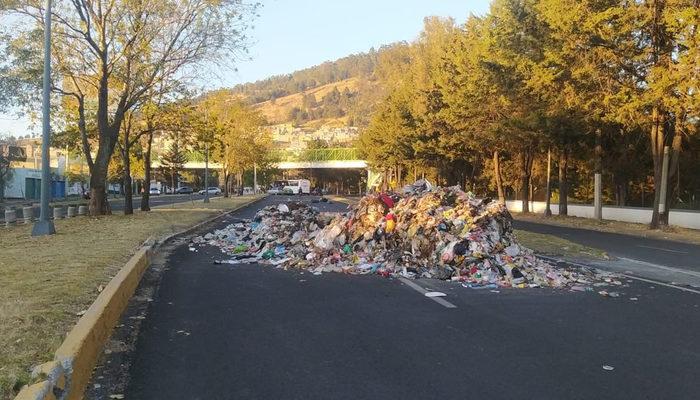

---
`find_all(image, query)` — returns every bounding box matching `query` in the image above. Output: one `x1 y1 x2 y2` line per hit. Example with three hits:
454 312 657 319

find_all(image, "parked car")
149 187 161 196
198 187 222 195
267 186 283 195
175 186 193 194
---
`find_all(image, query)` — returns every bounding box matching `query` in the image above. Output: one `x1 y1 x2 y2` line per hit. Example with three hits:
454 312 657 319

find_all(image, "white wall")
4 168 42 199
506 200 700 230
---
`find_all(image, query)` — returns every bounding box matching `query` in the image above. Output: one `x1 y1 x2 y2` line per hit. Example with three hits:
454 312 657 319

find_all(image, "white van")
283 179 311 195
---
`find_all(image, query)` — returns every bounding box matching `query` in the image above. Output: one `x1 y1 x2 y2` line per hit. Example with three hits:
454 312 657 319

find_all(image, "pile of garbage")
195 183 614 289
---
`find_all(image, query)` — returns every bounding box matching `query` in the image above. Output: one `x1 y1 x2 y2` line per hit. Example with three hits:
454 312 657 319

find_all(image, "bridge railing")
155 148 362 165
272 148 361 162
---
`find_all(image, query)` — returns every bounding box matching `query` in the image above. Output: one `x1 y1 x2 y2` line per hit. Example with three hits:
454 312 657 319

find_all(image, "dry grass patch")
513 229 609 261
0 195 260 400
253 77 360 124
515 213 700 245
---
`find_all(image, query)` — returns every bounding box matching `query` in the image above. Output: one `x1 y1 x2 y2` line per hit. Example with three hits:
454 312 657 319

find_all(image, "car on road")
175 186 194 194
198 187 222 195
267 186 283 195
149 188 161 196
282 179 311 195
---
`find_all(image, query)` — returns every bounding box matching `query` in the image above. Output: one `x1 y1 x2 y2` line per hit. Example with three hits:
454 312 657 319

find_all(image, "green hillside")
230 46 399 128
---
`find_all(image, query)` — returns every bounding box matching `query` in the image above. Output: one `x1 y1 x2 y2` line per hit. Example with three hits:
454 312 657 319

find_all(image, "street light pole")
204 143 210 203
253 163 257 194
32 0 55 236
544 148 552 217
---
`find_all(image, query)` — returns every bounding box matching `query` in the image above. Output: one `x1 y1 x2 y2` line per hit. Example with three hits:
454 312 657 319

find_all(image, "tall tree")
199 93 270 196
159 134 188 192
538 0 699 227
2 0 257 215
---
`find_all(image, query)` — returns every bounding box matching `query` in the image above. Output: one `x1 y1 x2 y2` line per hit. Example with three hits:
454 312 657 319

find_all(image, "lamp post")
204 143 210 203
32 0 55 236
253 162 257 194
544 148 552 217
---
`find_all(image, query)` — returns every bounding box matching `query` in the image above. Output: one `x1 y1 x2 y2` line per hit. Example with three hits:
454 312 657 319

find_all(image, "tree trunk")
121 124 134 214
558 148 568 216
88 142 115 215
123 149 133 214
650 106 666 229
612 172 628 206
397 164 402 188
223 169 230 197
493 150 505 203
659 113 684 225
89 181 110 215
519 149 534 213
141 132 153 212
171 170 176 194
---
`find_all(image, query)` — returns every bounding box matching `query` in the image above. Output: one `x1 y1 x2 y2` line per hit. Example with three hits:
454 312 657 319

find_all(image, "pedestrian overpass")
168 148 367 170
272 148 366 170
158 147 381 188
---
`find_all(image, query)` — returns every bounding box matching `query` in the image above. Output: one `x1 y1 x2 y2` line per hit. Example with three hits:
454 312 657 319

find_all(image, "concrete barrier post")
53 207 63 220
67 206 76 218
78 205 88 216
594 173 603 220
23 206 34 224
5 209 17 227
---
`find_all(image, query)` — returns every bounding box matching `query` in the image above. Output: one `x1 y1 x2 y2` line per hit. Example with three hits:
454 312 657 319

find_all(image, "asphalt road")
513 220 700 273
115 196 700 400
108 193 222 211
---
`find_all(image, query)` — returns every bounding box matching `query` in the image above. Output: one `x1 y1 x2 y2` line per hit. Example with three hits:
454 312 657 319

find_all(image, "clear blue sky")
0 0 491 136
222 0 490 86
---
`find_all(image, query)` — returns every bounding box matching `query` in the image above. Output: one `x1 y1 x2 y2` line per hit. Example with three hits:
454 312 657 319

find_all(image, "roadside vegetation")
0 196 260 400
515 213 700 247
356 2 700 230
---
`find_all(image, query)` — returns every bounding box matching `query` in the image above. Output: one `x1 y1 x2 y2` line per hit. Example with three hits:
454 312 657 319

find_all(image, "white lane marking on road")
635 245 688 254
398 277 457 308
537 255 700 295
621 274 700 295
618 257 700 278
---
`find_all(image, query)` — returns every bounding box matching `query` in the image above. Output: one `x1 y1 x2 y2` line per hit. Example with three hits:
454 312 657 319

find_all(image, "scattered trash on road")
195 183 621 292
602 365 615 371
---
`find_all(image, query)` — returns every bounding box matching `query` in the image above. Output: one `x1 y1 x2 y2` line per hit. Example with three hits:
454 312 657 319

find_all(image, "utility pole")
32 0 55 236
659 146 670 216
544 148 552 217
594 128 603 221
253 163 258 194
64 146 69 195
204 143 210 203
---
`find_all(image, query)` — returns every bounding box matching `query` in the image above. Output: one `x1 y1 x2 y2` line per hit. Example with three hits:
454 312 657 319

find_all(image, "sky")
0 0 491 137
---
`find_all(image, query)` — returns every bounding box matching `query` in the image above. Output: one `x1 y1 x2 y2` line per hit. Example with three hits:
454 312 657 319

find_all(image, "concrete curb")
13 196 266 400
